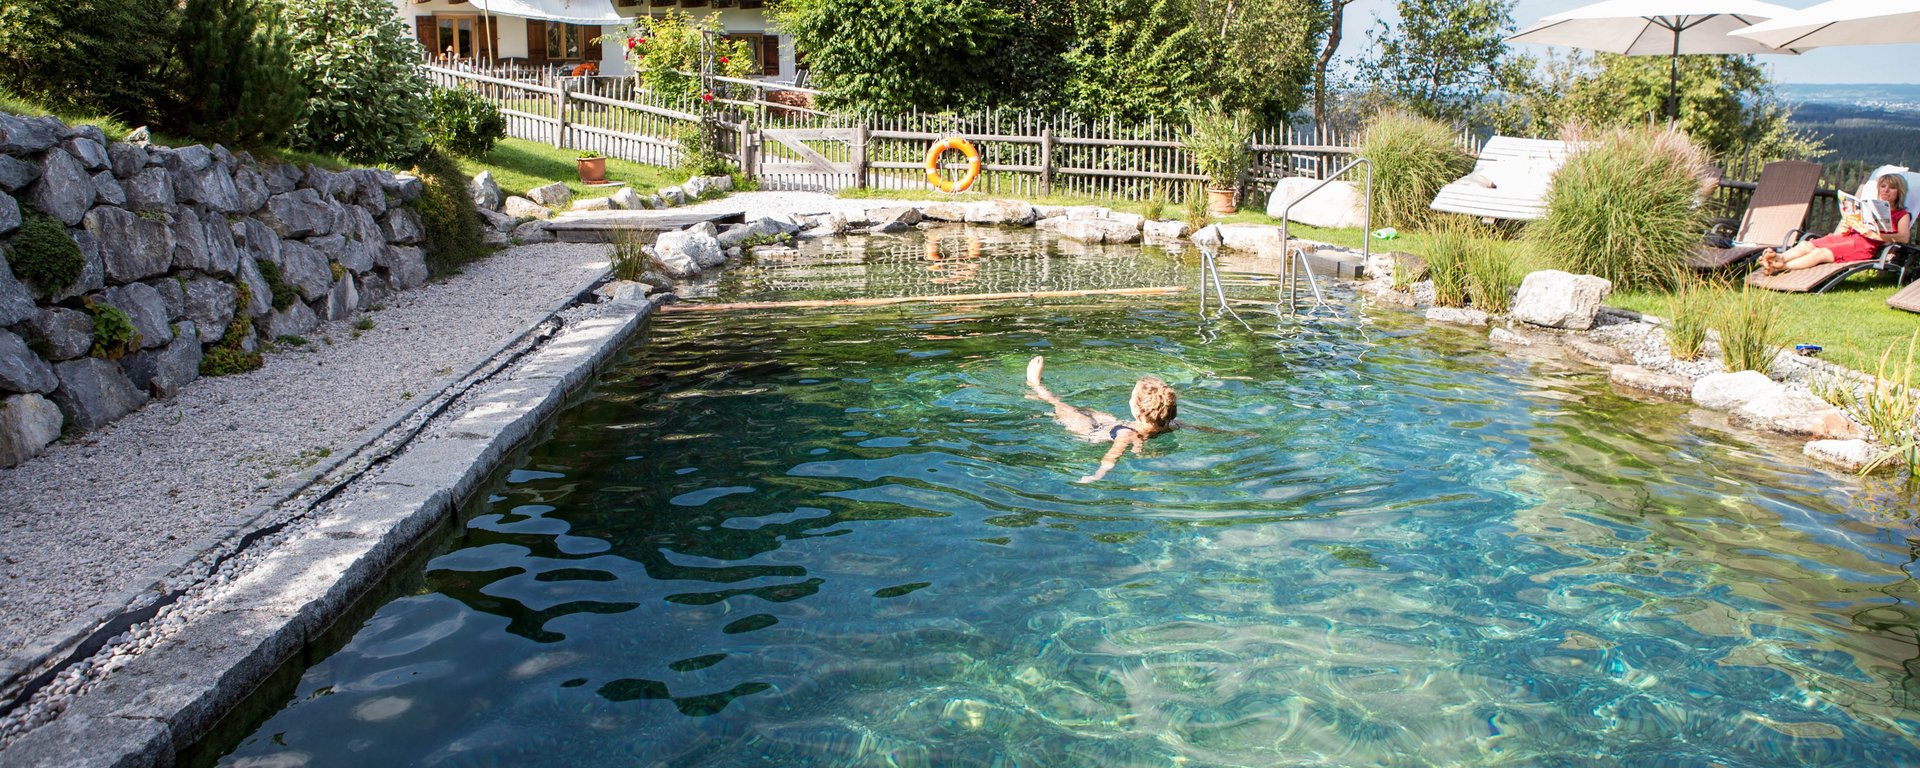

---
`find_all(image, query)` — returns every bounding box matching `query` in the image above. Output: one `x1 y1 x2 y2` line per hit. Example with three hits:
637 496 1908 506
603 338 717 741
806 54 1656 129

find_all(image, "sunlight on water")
208 230 1920 767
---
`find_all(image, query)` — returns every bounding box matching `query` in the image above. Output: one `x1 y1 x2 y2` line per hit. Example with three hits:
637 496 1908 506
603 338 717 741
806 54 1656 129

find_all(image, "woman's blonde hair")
1879 174 1908 210
1132 377 1177 428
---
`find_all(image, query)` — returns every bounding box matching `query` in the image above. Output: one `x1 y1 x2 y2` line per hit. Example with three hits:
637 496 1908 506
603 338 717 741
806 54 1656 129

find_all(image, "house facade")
390 0 794 80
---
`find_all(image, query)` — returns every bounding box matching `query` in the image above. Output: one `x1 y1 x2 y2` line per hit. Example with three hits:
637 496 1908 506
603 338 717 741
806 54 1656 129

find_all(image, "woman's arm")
1892 211 1912 244
1078 436 1136 483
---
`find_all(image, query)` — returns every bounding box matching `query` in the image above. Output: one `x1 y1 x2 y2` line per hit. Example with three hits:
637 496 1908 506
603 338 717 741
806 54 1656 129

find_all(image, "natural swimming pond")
205 229 1920 766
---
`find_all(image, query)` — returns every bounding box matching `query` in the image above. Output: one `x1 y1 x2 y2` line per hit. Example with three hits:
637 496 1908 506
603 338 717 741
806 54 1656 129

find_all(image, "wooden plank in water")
661 286 1188 313
545 210 749 243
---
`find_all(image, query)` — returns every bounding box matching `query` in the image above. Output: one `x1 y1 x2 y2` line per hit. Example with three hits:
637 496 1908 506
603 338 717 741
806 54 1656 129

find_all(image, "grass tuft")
1663 276 1716 361
1423 215 1477 308
1715 282 1784 373
1357 111 1472 232
1530 125 1709 292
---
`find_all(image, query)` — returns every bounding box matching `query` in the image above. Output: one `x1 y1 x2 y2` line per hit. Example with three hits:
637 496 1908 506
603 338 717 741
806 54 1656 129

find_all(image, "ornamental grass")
1357 111 1472 232
1529 125 1709 292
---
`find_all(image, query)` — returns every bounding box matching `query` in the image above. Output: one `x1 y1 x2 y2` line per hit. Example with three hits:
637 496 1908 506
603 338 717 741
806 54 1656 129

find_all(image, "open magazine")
1839 190 1896 236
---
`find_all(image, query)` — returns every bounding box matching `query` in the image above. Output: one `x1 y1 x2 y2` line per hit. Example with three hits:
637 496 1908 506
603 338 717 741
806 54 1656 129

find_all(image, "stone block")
147 276 185 320
0 154 40 193
0 392 62 467
50 357 148 432
512 220 554 245
261 299 319 340
378 245 429 290
1609 364 1693 400
90 171 125 207
501 196 549 220
29 148 96 225
382 208 424 244
84 207 173 284
322 273 359 321
236 254 274 317
258 188 339 238
278 238 335 300
1692 370 1778 411
0 329 56 394
108 141 148 180
123 166 174 211
1512 270 1612 330
1805 439 1884 473
183 277 238 334
526 181 572 207
61 136 110 170
1143 220 1189 241
123 323 202 398
0 111 59 154
233 165 269 212
610 187 644 210
469 170 503 211
1426 307 1489 326
101 282 173 349
27 307 92 360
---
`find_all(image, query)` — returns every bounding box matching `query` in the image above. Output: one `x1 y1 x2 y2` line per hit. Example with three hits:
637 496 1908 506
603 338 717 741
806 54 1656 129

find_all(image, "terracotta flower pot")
577 156 607 184
1206 187 1237 215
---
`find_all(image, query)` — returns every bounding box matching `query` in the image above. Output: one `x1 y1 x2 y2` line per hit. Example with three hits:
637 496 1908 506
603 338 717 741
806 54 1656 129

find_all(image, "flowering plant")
607 10 756 105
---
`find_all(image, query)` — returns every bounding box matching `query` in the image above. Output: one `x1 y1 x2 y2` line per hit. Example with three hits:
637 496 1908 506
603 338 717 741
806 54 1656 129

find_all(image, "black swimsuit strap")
1109 424 1138 439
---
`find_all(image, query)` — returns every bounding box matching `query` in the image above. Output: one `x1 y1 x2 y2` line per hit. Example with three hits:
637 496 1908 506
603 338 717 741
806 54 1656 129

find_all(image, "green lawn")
456 138 685 201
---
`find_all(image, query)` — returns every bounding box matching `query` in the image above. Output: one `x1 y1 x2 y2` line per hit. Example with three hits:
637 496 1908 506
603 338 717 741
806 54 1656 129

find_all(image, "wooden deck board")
544 210 748 243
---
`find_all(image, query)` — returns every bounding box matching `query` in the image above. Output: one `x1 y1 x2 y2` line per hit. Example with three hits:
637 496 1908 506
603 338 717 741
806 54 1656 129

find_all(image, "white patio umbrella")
1507 0 1804 119
1733 0 1920 49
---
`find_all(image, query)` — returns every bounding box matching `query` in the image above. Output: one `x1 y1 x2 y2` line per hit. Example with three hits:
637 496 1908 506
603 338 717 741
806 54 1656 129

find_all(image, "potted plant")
1184 100 1253 215
576 150 607 184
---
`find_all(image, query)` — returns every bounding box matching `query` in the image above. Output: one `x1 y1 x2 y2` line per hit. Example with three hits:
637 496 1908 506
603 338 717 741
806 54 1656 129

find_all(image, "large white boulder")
1265 177 1366 229
1511 270 1611 330
1692 371 1779 411
655 228 724 277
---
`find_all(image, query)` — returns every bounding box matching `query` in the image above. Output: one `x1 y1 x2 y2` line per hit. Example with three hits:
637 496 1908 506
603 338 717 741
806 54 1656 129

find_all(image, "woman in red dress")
1761 174 1911 275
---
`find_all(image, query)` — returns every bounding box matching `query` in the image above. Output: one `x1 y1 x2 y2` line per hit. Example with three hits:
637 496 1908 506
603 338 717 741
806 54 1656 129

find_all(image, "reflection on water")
211 232 1920 767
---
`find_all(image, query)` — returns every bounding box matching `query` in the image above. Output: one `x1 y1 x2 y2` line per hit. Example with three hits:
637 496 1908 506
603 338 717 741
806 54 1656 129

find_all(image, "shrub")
424 87 506 159
3 206 85 294
280 0 430 163
1663 276 1715 361
612 10 759 104
201 343 263 376
86 301 140 359
411 148 488 277
1422 215 1476 307
1530 125 1709 292
1715 282 1782 373
676 121 733 179
156 0 304 148
255 259 297 310
0 0 173 119
1357 110 1472 231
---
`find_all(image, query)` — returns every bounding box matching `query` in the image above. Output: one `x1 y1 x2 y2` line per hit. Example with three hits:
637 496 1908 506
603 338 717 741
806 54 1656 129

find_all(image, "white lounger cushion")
1431 137 1577 221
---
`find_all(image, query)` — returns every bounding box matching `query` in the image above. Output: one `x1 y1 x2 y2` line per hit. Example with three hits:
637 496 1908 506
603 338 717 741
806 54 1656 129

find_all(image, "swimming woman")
1026 355 1176 483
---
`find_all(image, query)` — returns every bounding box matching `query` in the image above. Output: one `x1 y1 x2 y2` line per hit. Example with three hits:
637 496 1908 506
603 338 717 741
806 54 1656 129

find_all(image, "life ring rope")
925 136 982 194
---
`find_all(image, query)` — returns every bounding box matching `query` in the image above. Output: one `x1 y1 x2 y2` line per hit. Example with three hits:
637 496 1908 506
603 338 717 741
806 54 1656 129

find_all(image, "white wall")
394 2 797 81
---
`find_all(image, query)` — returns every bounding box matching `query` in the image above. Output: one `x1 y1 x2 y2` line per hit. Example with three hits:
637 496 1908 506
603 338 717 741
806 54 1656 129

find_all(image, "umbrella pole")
1666 33 1680 123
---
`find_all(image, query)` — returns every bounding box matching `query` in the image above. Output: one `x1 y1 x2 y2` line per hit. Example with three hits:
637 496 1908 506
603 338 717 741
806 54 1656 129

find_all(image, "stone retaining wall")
0 113 434 467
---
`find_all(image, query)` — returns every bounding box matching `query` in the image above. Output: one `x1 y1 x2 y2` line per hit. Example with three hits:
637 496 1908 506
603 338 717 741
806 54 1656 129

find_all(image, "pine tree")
160 0 305 148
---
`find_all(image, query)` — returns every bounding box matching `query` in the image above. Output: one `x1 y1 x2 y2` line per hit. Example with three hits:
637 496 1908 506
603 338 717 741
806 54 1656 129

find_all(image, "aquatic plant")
1422 215 1475 308
1850 331 1920 476
1662 276 1715 361
1715 282 1782 374
1463 239 1520 314
609 233 652 282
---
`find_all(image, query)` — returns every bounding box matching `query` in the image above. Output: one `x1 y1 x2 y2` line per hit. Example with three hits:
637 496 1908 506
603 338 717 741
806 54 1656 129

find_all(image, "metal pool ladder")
1199 157 1373 319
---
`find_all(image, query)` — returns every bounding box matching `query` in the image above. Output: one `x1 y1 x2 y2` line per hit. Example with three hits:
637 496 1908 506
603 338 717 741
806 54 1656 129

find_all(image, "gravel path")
0 243 613 667
0 190 943 681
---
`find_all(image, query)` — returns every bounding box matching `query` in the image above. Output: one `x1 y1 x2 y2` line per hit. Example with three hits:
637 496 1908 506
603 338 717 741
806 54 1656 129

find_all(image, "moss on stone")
255 258 297 311
86 300 140 360
4 206 85 294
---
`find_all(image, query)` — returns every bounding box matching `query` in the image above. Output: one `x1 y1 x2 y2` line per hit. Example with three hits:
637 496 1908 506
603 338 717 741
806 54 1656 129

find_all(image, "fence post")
1040 127 1053 196
853 124 869 190
555 77 571 150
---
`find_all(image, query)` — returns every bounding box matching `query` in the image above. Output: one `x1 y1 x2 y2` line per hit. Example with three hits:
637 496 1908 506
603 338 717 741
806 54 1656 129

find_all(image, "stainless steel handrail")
1275 157 1372 315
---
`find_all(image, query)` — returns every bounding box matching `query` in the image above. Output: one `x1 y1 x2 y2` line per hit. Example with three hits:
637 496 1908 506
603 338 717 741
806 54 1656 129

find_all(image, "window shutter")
485 17 500 60
585 25 603 62
760 35 779 77
527 20 548 61
739 0 764 7
415 16 438 58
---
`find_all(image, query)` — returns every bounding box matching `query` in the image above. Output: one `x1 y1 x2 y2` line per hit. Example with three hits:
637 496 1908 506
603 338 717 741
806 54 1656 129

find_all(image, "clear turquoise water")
212 233 1920 767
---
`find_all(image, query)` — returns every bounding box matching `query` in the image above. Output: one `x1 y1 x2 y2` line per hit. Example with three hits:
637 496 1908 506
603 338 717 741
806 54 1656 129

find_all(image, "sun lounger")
1748 166 1920 294
1429 137 1577 221
1887 280 1920 313
1689 160 1821 271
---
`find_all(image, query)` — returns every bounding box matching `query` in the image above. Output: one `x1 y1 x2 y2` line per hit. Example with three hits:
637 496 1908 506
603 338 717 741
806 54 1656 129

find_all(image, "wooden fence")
428 63 1825 218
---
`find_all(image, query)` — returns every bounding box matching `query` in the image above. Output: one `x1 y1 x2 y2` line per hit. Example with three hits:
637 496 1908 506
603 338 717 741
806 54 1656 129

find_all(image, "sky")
1338 0 1920 84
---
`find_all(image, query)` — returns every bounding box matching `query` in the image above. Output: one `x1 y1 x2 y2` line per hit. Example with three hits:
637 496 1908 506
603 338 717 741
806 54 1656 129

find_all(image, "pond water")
206 229 1920 767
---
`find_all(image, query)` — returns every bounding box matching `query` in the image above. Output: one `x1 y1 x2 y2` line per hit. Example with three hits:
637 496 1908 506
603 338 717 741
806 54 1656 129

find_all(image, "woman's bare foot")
1027 356 1046 387
1760 250 1785 276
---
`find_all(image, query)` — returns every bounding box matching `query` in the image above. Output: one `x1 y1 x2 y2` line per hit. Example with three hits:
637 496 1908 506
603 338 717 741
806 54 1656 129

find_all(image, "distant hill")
1776 85 1920 170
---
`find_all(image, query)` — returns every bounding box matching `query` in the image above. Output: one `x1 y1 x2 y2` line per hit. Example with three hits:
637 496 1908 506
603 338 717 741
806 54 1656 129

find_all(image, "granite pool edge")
0 294 666 768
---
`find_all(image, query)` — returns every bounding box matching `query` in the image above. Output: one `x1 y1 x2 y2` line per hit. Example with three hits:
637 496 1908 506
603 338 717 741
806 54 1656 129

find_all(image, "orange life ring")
925 136 982 194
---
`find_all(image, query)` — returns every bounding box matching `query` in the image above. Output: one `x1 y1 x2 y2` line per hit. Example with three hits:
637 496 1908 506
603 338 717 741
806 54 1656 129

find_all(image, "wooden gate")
754 127 863 192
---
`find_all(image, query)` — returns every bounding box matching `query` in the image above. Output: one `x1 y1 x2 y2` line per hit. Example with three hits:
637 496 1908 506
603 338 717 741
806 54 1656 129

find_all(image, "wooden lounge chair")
1429 137 1577 221
1747 167 1920 294
1689 159 1822 271
1888 279 1920 313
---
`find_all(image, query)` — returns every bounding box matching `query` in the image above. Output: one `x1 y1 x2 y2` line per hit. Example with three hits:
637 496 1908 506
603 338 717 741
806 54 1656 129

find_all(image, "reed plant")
1356 111 1472 232
1183 181 1211 233
1142 183 1169 221
1715 282 1783 373
610 233 652 282
1529 125 1709 292
1463 242 1521 314
1663 276 1716 361
1848 332 1920 475
1423 215 1476 308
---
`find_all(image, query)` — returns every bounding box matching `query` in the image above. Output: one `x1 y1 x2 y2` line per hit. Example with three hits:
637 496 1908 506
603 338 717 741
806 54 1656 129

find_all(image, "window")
722 33 778 77
435 16 484 60
547 23 590 61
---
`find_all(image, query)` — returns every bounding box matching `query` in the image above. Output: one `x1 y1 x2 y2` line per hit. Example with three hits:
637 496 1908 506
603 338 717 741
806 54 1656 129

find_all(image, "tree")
1062 0 1204 122
1191 0 1325 125
1364 0 1526 124
1491 51 1824 158
0 0 175 120
277 0 432 163
158 0 306 148
610 11 757 104
1312 0 1357 133
774 0 1070 113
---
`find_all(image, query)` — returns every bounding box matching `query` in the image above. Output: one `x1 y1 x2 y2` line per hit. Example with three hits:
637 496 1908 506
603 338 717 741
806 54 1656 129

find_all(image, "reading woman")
1760 174 1910 276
